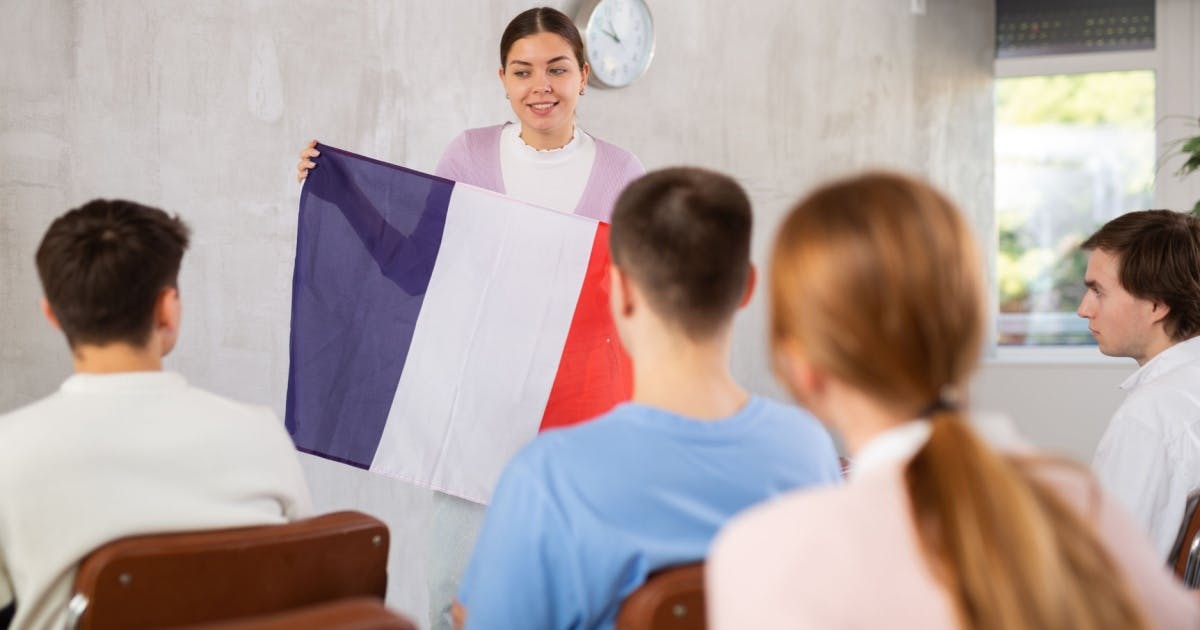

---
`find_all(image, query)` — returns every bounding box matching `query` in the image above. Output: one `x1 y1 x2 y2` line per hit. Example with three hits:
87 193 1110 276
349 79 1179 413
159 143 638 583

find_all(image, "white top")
0 371 312 630
499 122 596 214
844 412 1021 479
1093 335 1200 559
709 420 1199 629
849 420 931 479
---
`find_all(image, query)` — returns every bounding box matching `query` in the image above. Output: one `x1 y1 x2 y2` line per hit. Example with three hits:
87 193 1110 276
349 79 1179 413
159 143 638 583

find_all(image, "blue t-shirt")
457 396 841 629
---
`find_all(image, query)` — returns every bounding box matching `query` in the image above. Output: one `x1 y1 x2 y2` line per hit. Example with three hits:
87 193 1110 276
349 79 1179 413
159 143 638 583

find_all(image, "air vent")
997 0 1154 58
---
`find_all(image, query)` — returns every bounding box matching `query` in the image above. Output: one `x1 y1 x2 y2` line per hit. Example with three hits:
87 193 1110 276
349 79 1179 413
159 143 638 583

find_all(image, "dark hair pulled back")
500 7 587 69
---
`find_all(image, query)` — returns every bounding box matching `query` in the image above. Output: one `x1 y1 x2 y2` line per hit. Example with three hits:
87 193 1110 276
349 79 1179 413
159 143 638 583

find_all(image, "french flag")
286 144 632 504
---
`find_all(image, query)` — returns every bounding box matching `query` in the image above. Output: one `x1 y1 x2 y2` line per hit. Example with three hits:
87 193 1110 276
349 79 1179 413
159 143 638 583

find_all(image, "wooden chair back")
68 510 389 629
188 597 414 630
1170 491 1200 588
616 563 706 630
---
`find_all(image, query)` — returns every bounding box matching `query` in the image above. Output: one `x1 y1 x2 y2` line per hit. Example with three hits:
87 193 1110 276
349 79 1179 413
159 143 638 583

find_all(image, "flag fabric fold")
286 144 632 503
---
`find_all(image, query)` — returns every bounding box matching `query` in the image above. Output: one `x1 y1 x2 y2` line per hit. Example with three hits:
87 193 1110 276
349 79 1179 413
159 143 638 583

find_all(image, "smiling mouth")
527 102 557 112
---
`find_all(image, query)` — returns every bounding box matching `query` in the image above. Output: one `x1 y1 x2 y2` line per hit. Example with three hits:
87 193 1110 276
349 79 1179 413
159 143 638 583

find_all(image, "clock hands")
601 18 621 43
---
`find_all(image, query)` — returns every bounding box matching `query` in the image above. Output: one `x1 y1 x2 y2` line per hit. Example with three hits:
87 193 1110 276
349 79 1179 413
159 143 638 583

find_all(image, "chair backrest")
187 597 415 630
616 563 706 630
1170 491 1200 587
68 510 389 629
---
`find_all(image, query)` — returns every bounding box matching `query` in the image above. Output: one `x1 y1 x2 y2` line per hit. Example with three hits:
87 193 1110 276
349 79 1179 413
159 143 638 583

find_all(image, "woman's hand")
296 139 320 183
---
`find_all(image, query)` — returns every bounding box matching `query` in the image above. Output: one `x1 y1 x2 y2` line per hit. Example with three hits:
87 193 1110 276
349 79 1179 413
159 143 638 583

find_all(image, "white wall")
0 1 993 628
973 360 1135 462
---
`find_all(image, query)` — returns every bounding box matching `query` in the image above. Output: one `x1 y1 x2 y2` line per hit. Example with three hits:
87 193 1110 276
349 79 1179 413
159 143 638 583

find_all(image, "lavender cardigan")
433 124 645 223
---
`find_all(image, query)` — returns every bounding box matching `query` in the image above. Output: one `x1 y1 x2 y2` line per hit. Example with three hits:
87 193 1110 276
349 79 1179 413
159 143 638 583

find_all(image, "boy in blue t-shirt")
453 167 842 630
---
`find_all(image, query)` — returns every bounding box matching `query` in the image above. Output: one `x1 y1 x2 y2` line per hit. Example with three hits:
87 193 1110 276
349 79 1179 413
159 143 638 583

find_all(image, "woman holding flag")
296 6 644 222
292 9 644 626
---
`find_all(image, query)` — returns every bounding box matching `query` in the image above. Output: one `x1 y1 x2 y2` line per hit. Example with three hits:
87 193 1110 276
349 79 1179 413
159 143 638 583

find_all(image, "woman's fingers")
297 159 317 183
297 140 320 183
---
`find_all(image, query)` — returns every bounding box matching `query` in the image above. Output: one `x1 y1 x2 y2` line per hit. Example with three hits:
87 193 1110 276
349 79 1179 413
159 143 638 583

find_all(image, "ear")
580 62 590 89
40 297 61 331
793 358 824 399
776 340 825 405
609 263 636 318
738 264 757 308
497 66 506 82
1149 300 1171 325
154 287 182 356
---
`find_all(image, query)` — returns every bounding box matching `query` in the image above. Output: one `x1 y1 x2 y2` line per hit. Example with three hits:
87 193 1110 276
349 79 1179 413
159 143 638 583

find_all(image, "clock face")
580 0 655 88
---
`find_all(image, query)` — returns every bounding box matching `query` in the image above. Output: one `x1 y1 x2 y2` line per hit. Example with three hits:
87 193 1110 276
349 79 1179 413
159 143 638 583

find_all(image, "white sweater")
0 372 312 630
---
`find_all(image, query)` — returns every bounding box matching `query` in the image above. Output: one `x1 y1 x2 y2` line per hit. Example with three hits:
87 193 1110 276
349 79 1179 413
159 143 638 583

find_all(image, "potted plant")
1172 117 1200 216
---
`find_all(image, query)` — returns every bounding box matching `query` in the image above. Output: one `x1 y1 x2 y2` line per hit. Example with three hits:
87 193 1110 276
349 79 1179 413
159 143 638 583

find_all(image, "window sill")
985 345 1133 366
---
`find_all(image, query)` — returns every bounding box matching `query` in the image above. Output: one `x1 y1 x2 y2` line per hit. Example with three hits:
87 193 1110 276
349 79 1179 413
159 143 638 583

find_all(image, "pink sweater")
433 124 645 223
709 456 1200 629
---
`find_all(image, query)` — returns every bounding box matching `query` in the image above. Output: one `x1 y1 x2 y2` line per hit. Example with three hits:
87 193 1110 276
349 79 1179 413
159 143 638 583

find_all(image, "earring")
579 89 585 96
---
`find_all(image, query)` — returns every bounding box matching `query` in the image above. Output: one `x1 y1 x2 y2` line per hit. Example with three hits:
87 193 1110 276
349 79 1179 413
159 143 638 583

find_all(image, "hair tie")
920 386 962 419
920 398 958 418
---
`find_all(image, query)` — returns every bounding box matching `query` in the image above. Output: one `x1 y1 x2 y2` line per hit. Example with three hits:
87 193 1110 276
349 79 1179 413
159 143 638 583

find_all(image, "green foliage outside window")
995 71 1155 345
997 73 1155 127
1173 120 1200 216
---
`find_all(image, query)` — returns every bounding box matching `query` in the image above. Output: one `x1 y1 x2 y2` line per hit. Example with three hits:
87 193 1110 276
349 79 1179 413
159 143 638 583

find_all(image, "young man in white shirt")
0 200 311 629
1078 209 1200 559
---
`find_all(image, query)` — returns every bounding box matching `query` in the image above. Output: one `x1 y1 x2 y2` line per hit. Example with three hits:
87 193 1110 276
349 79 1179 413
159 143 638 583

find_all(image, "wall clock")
576 0 655 88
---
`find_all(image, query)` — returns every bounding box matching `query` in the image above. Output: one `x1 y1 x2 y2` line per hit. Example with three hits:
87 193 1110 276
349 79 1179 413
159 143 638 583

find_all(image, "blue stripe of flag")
285 144 454 468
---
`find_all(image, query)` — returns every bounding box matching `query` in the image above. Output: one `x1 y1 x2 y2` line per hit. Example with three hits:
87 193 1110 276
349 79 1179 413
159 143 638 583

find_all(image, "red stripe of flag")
538 223 634 432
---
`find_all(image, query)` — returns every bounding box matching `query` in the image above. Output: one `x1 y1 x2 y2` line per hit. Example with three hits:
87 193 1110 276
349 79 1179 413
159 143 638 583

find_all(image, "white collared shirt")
1093 336 1200 560
498 122 596 214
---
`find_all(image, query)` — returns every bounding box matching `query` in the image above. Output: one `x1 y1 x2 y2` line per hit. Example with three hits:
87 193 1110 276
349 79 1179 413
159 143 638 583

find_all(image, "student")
452 168 842 630
708 173 1198 629
0 200 311 630
1078 210 1200 559
298 7 643 222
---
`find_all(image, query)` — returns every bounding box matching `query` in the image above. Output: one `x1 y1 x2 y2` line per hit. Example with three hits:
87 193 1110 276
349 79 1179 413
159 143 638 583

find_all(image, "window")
994 71 1156 346
991 0 1199 357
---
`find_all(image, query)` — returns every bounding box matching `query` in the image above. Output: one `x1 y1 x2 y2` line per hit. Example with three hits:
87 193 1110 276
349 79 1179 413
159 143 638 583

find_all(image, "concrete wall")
0 1 993 628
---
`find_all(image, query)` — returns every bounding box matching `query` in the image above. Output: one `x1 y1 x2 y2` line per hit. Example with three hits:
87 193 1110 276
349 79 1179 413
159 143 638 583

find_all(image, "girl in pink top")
297 7 643 223
708 173 1199 629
